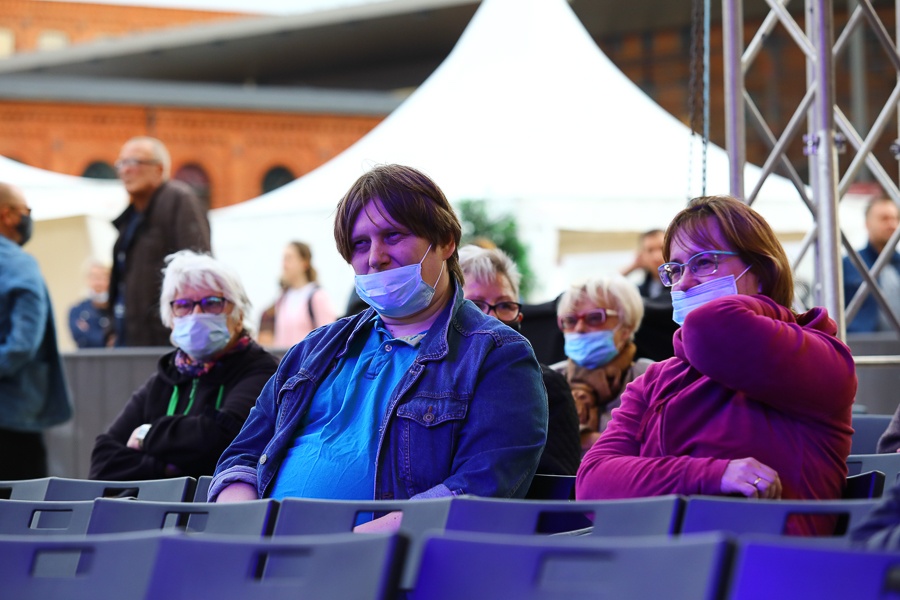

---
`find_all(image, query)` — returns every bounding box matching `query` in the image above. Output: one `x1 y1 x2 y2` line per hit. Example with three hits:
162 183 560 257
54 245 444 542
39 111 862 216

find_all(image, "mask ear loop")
734 264 752 283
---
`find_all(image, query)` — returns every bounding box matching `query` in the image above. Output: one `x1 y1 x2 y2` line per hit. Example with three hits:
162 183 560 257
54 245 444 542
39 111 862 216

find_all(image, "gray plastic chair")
413 530 731 600
729 535 900 599
87 498 279 535
680 497 878 537
0 530 170 599
0 477 53 500
847 453 900 487
850 414 893 454
272 497 451 590
146 532 405 600
0 499 95 536
43 476 196 502
445 495 685 536
193 475 212 502
525 474 576 500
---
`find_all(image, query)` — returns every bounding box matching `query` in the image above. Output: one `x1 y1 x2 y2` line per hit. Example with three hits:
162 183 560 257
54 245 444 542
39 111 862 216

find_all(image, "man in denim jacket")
0 183 72 479
210 165 548 530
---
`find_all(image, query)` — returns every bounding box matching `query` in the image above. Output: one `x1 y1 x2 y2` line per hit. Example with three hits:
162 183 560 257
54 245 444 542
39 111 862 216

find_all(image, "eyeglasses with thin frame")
170 296 229 318
657 250 738 287
558 308 618 331
115 158 160 171
470 300 523 321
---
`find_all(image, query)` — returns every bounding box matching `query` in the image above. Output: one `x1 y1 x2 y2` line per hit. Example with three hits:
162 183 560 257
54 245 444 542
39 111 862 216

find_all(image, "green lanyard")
167 379 225 416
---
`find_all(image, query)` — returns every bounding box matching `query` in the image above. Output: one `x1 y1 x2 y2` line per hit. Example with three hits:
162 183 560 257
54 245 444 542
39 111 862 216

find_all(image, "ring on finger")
753 476 762 488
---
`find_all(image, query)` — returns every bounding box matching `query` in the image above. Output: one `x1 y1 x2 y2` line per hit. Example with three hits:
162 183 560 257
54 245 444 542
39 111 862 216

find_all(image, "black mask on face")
501 318 522 332
15 213 33 246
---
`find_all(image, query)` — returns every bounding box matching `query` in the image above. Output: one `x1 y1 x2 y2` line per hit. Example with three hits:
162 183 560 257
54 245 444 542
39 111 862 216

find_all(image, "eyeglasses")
470 300 523 321
115 158 160 171
170 296 229 317
658 250 738 287
558 308 618 331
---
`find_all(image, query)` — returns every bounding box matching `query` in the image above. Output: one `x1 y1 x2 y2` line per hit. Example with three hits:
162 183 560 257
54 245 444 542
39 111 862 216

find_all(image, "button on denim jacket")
209 282 548 501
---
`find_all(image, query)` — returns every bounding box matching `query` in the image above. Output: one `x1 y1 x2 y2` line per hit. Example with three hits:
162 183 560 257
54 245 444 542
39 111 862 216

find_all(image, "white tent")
210 0 814 319
0 155 127 350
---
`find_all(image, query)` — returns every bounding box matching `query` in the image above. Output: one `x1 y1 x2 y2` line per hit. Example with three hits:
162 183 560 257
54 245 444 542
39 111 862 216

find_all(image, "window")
173 163 211 211
262 166 295 194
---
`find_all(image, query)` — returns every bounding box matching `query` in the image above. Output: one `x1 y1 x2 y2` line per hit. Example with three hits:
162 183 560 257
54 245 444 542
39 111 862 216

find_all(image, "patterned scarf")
173 333 252 377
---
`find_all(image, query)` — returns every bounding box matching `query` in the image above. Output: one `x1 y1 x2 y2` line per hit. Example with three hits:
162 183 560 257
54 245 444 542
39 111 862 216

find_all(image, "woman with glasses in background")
576 195 856 536
90 250 277 481
553 274 651 454
459 245 581 476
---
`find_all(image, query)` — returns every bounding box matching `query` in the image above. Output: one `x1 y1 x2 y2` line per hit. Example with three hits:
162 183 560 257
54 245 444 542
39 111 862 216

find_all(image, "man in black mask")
0 182 72 479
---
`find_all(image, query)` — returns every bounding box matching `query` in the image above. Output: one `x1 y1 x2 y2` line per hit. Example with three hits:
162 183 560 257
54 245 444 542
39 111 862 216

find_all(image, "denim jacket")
209 282 548 501
843 242 900 333
0 236 72 431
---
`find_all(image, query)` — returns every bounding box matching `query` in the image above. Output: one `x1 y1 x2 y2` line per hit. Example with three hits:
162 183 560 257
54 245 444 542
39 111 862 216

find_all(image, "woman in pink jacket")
576 195 856 536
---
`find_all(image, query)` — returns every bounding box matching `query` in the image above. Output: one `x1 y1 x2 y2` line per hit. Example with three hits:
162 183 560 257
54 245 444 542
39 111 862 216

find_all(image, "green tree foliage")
457 199 535 298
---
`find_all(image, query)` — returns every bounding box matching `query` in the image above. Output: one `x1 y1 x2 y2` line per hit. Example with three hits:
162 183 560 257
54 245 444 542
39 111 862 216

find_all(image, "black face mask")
15 213 33 246
501 318 522 332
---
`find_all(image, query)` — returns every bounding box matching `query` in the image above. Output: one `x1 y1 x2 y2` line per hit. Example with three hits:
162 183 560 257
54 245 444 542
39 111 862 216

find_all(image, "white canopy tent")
210 0 816 320
0 155 127 350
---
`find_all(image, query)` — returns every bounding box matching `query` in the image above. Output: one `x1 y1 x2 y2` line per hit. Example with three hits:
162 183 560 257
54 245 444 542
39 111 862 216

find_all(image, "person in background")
0 182 72 479
68 259 112 349
552 275 651 453
210 164 548 533
109 136 211 347
621 229 667 300
843 195 900 333
257 241 336 347
459 244 581 476
576 195 856 536
89 250 277 481
852 479 900 548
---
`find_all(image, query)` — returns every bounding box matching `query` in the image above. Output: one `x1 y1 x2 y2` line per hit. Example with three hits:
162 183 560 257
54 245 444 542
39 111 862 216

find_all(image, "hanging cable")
702 0 710 196
687 0 705 200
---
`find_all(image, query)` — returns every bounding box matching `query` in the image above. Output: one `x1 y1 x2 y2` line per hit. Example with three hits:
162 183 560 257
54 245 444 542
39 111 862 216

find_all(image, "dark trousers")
0 428 47 479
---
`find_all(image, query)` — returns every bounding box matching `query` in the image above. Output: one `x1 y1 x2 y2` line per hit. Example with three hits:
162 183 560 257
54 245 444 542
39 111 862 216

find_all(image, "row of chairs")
2 527 897 599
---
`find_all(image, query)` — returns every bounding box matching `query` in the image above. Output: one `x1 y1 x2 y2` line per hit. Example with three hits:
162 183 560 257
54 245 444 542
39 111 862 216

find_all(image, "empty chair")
0 499 94 536
847 453 900 487
0 530 169 599
728 536 900 599
193 475 212 502
0 477 53 500
849 413 892 454
445 495 684 536
680 497 878 537
525 474 576 500
87 498 279 536
413 530 731 600
272 497 452 590
42 476 196 502
146 532 405 600
843 470 885 499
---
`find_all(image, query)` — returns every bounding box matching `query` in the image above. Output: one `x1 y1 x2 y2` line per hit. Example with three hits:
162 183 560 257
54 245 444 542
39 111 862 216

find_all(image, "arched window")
173 163 211 211
82 161 117 180
262 166 296 194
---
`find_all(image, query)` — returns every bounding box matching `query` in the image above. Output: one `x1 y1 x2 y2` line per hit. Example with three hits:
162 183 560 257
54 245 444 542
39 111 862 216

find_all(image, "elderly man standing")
0 183 72 479
110 136 211 347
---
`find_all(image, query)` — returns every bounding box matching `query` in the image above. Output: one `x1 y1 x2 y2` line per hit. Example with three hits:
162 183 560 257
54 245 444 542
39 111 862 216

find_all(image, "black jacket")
89 340 277 480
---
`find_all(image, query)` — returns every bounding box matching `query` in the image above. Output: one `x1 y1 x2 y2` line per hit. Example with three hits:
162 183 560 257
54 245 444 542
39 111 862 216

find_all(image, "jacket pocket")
394 394 468 489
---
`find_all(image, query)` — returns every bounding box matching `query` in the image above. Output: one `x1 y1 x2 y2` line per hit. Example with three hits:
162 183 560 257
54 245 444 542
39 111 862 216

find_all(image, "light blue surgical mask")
171 313 231 360
671 265 752 325
564 330 620 369
354 245 444 319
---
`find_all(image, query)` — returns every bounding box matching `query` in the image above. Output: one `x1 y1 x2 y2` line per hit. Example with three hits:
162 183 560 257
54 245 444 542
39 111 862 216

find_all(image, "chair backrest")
843 470 886 499
272 497 451 590
43 476 196 502
681 497 878 537
445 495 684 537
847 453 900 487
525 474 576 500
193 475 212 502
728 536 900 599
0 530 168 599
413 530 731 600
0 499 94 536
87 498 279 535
146 532 406 600
0 477 53 500
850 413 893 454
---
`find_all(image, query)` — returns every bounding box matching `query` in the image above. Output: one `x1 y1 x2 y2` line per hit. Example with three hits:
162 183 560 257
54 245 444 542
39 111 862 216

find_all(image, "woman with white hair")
554 275 651 453
90 250 278 481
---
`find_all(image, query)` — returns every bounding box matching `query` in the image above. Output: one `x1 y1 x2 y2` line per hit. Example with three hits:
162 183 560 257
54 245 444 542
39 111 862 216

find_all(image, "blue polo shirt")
270 316 423 501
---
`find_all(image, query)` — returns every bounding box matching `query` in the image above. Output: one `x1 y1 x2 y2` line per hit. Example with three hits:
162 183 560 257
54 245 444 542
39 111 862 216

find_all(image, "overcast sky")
45 0 377 15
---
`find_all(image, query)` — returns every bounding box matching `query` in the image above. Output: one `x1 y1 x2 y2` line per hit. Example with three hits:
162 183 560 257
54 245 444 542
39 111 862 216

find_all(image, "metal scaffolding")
721 0 900 368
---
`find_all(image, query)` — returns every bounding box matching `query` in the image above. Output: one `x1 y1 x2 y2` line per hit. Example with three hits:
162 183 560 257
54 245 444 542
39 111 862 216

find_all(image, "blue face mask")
354 245 444 319
171 313 231 360
564 330 620 369
671 265 752 325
